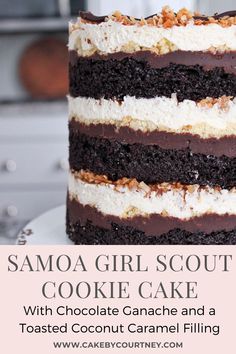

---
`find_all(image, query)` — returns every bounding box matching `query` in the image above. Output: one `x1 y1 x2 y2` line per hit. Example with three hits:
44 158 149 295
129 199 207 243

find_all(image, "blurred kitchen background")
0 0 235 244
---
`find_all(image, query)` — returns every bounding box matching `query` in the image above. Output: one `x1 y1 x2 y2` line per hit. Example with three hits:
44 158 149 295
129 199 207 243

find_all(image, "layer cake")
67 7 236 244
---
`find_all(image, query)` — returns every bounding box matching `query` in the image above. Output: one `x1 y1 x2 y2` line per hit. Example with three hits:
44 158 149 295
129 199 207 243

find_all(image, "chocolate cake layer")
69 56 236 101
70 120 236 158
69 130 236 189
66 200 236 245
69 50 236 74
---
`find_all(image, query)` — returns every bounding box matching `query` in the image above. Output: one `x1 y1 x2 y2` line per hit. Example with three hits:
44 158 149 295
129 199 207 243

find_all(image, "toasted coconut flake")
198 96 233 110
139 181 151 193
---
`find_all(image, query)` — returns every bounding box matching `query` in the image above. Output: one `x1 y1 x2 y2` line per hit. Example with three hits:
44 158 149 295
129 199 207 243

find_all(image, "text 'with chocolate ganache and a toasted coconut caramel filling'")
66 6 236 245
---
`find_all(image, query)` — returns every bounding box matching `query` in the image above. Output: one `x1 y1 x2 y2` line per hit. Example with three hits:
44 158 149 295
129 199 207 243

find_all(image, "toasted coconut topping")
74 170 227 195
77 6 236 28
197 96 233 110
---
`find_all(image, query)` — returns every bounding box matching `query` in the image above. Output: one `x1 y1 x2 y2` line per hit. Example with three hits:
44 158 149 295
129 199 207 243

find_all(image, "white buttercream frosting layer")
68 95 236 138
68 171 236 220
69 19 236 55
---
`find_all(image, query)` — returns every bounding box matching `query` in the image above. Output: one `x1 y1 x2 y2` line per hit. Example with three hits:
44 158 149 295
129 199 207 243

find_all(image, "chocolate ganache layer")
66 199 236 245
69 130 236 189
69 54 236 101
70 120 236 158
69 50 236 74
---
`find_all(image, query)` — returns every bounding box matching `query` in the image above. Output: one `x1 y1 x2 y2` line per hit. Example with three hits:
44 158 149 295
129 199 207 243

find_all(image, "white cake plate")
16 205 73 245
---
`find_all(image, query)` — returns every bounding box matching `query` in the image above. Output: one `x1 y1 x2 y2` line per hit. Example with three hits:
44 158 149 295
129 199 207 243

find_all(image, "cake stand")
16 205 73 245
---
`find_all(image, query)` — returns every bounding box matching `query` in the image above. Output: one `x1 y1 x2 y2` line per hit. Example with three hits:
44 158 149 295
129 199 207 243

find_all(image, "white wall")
196 0 235 15
87 0 196 17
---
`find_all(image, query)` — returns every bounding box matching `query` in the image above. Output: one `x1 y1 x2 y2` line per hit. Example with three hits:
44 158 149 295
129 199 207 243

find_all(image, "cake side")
67 7 236 244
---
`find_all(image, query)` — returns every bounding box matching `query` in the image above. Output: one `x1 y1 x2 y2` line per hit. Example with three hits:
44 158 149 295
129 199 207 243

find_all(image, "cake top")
75 7 236 29
69 6 236 55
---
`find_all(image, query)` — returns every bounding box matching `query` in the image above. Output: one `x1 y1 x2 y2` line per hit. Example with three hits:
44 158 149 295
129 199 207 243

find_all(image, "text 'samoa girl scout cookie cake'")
67 7 236 245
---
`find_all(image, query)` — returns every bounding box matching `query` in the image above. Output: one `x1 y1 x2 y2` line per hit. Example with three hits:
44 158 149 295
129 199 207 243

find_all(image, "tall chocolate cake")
67 7 236 244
